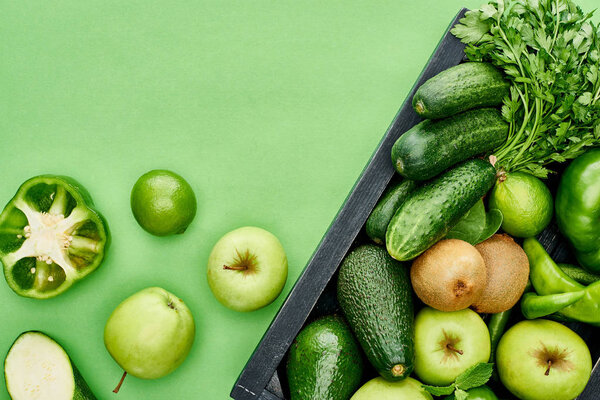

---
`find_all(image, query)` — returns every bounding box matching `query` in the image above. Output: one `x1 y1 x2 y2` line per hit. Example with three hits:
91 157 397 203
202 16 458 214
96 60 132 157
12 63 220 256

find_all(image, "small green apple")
350 376 433 400
207 226 288 312
104 287 195 389
414 307 490 386
497 319 592 400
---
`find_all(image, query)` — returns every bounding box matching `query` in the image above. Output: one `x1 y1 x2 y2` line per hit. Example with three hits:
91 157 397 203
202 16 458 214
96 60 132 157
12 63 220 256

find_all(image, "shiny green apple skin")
414 307 490 386
497 319 592 400
207 226 288 312
104 287 195 379
350 377 433 400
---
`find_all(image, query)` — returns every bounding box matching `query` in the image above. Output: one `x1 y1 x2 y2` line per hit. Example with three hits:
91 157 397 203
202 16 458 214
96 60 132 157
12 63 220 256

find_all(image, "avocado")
337 244 414 381
286 315 363 400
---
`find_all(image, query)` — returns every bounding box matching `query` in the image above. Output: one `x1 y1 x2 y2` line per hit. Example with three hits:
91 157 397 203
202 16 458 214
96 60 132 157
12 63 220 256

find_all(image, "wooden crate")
230 9 600 400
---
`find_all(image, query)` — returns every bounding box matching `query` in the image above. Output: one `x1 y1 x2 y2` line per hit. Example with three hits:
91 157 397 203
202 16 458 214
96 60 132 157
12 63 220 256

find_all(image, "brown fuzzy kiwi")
471 233 530 313
411 239 487 311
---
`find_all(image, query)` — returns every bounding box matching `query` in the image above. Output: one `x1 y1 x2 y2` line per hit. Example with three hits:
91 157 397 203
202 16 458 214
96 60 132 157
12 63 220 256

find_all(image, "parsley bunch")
452 0 600 177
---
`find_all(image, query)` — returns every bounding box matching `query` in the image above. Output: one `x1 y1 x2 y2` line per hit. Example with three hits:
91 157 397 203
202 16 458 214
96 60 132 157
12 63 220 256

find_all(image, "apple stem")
446 344 464 355
223 264 247 271
545 360 552 376
113 371 127 394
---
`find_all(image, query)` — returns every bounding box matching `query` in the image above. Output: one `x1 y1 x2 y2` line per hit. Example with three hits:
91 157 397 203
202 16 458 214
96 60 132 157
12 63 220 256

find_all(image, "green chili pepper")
523 238 600 326
487 309 511 365
523 238 582 292
520 291 585 319
556 149 600 273
0 175 110 299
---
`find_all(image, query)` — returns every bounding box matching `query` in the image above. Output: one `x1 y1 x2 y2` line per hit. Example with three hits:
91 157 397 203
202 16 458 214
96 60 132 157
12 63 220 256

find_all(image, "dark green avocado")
286 315 363 400
337 244 414 381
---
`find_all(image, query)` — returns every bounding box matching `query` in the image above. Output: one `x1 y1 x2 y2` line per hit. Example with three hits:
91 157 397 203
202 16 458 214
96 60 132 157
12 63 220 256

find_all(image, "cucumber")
337 245 414 382
4 331 97 400
558 263 600 285
412 62 509 119
366 179 417 244
392 108 508 181
386 159 497 261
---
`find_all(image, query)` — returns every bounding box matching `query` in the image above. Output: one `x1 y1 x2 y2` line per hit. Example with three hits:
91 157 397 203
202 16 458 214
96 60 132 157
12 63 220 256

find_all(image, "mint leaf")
477 208 503 243
445 200 486 244
422 383 455 396
455 362 494 391
454 389 469 400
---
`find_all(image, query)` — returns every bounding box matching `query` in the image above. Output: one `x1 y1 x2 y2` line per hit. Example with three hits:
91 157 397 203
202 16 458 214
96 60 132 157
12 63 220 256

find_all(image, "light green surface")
1 1 597 399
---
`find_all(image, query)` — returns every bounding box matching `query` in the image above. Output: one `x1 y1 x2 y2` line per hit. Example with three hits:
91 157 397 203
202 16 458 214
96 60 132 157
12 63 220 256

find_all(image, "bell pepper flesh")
0 176 109 299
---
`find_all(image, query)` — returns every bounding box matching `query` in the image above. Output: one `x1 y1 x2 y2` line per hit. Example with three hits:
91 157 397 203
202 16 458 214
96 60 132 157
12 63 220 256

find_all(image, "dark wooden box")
230 9 600 400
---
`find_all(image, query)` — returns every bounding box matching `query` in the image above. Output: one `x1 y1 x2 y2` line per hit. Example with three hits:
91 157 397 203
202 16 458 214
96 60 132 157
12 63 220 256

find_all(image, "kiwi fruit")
471 234 529 313
410 239 486 312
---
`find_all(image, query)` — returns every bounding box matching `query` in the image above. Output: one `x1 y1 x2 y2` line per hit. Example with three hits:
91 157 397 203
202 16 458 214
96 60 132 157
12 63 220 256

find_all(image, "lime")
130 170 197 236
489 172 553 238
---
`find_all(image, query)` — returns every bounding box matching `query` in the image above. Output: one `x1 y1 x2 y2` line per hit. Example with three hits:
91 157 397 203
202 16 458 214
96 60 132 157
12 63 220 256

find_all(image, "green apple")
350 377 433 400
443 385 498 400
497 319 592 400
104 287 195 389
414 307 490 386
207 226 287 312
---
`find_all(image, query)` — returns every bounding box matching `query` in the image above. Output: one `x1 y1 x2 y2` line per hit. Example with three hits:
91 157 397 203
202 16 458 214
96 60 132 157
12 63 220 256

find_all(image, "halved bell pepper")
556 149 600 273
0 176 109 299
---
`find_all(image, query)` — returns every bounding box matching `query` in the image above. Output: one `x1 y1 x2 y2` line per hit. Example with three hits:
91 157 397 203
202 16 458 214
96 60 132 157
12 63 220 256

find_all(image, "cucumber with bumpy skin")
366 179 417 244
392 108 508 181
412 62 509 119
386 159 497 261
4 331 97 400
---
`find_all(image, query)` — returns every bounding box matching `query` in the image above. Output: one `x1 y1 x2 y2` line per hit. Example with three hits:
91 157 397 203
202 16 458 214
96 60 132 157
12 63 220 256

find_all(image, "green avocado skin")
412 62 509 119
556 149 600 273
391 108 507 181
286 316 363 400
386 159 497 261
337 245 414 381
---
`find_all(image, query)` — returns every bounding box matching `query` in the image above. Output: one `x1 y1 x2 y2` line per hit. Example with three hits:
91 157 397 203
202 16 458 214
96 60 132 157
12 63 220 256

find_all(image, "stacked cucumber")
286 62 511 400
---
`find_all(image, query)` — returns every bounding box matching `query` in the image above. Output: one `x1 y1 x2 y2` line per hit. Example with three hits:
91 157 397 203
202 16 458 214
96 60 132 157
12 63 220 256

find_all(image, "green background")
1 1 597 399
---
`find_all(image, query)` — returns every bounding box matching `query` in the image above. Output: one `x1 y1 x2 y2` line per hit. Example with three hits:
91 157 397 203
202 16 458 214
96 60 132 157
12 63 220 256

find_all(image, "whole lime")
489 172 552 238
131 170 197 236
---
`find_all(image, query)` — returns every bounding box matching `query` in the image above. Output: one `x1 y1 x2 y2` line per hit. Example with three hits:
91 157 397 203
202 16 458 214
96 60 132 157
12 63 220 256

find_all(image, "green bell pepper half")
520 291 585 319
556 149 600 273
523 238 600 326
0 175 110 299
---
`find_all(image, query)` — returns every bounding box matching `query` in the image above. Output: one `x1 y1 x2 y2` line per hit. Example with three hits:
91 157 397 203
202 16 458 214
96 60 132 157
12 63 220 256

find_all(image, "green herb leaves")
446 200 503 245
454 362 494 390
452 0 600 177
422 362 494 398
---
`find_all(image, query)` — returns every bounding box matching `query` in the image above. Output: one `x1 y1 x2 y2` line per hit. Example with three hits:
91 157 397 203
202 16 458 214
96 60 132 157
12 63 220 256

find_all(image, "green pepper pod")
520 291 585 319
523 238 600 325
556 149 600 273
0 175 110 299
487 309 511 365
523 238 582 293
